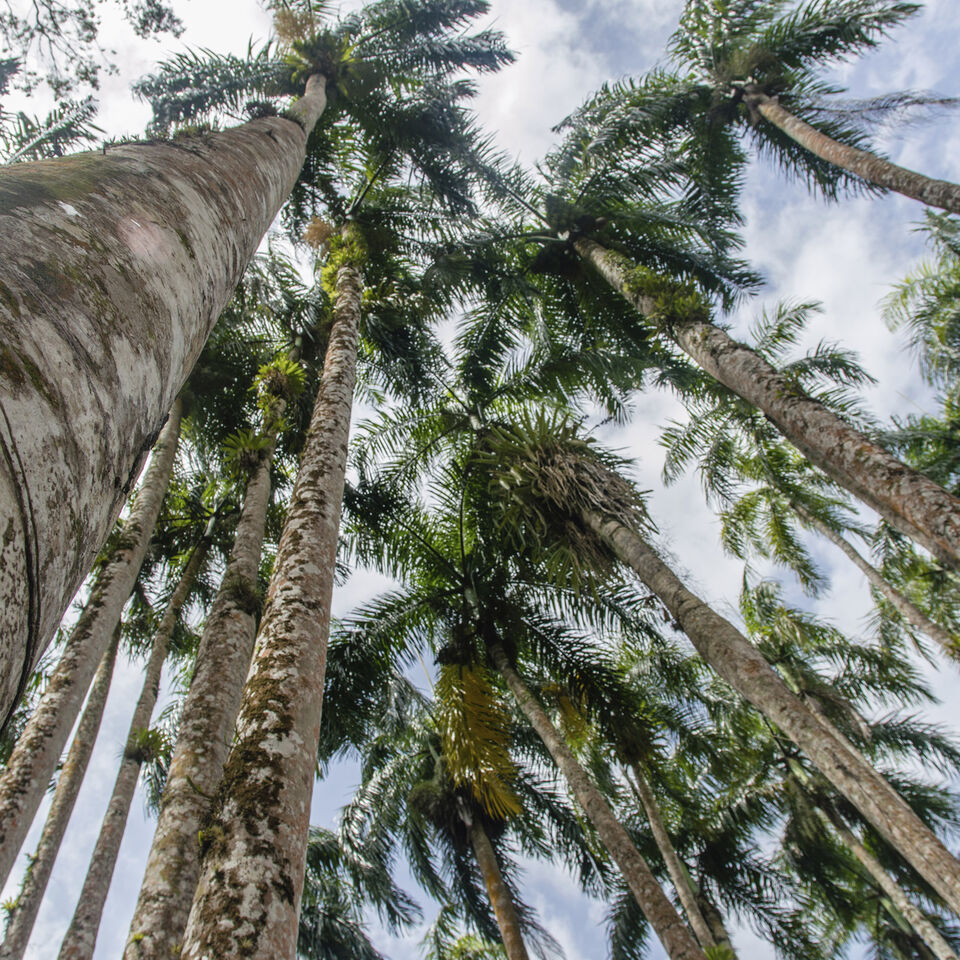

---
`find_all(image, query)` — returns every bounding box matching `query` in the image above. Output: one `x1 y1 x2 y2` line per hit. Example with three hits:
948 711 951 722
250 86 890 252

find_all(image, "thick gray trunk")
181 238 361 959
462 810 530 960
0 628 119 960
0 75 327 709
793 503 958 657
629 764 720 953
583 509 960 916
573 237 960 571
489 644 707 960
821 805 958 960
0 403 179 890
124 444 276 959
57 539 207 960
748 92 960 216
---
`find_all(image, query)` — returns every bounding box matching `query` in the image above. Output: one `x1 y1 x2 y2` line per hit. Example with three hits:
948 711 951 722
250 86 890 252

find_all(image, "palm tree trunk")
0 627 119 960
0 74 327 701
57 536 208 960
124 440 278 958
573 236 960 572
580 507 960 916
696 892 735 958
792 502 958 657
0 402 180 890
744 90 960 215
488 642 707 960
628 763 721 953
180 226 362 960
460 807 530 960
819 804 958 960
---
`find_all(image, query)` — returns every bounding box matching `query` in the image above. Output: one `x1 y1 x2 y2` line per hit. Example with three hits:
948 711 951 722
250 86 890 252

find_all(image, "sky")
3 0 960 958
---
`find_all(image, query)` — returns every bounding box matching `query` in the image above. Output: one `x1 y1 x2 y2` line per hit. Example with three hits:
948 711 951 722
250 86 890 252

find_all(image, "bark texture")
0 76 327 710
573 236 960 571
583 509 960 916
821 805 958 960
747 91 960 215
57 539 207 960
490 644 707 960
0 628 119 960
180 243 361 959
793 503 958 658
0 404 179 890
630 764 719 952
462 809 530 960
124 445 276 958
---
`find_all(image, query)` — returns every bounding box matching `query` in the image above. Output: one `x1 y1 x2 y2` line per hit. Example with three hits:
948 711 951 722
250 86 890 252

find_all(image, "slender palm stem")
628 763 722 953
573 236 960 572
744 90 960 216
0 628 119 960
581 508 960 916
180 227 361 959
0 401 180 890
791 502 958 658
57 536 209 960
488 642 707 960
460 805 530 960
818 803 958 960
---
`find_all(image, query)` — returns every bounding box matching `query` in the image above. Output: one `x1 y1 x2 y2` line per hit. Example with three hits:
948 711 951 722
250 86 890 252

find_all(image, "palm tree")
464 82 960 570
663 0 960 212
341 467 708 960
178 9 512 950
477 413 960 916
0 628 119 960
0 401 180 889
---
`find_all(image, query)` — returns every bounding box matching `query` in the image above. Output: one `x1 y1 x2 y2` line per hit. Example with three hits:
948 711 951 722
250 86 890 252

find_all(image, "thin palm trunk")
628 763 721 953
581 507 960 916
57 536 208 960
818 803 958 960
0 402 180 890
0 627 119 960
0 74 327 698
792 502 958 657
124 436 279 958
744 90 960 216
488 642 707 960
180 229 362 959
696 891 735 958
573 236 960 571
460 807 530 960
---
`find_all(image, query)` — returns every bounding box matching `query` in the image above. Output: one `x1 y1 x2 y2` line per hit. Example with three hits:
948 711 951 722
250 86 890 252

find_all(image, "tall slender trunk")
180 227 362 959
124 437 278 958
743 90 960 216
573 236 960 571
0 74 327 702
819 804 958 960
460 806 530 960
57 537 208 960
0 402 180 890
628 764 721 953
489 643 706 960
792 503 958 657
0 627 119 960
696 892 735 958
581 508 960 916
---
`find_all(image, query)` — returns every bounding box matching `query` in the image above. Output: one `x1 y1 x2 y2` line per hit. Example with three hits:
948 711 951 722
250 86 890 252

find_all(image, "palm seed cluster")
1 0 960 958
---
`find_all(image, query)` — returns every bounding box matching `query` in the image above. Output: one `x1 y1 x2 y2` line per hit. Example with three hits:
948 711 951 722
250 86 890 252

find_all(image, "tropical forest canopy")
1 2 960 960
